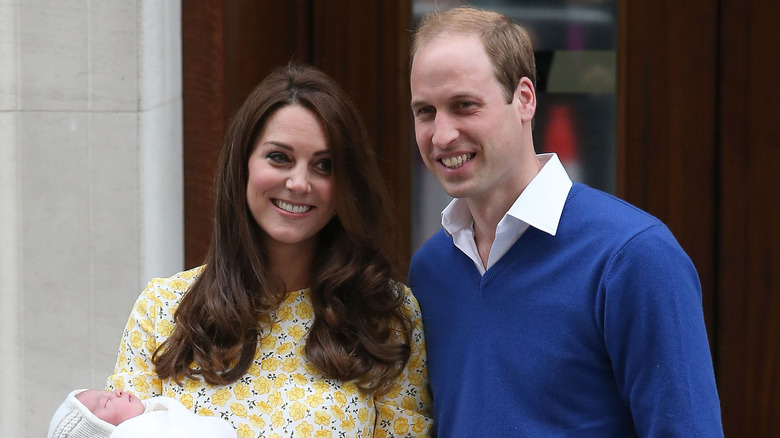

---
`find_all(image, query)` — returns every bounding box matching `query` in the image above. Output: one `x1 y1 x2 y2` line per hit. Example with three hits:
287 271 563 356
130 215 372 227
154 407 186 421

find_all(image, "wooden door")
621 0 780 435
182 0 412 270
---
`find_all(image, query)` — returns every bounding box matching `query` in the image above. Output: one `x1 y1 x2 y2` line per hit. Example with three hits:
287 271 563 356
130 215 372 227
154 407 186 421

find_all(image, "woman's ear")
514 77 536 122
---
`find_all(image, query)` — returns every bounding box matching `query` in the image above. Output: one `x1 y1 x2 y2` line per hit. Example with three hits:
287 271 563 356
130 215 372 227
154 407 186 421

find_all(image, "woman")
108 64 432 437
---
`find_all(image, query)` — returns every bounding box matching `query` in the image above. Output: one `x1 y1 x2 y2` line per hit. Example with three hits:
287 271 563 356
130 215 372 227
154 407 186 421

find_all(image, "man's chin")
440 182 471 199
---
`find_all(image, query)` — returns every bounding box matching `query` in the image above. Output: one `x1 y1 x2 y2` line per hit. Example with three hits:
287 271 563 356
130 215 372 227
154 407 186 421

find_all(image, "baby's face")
77 389 145 426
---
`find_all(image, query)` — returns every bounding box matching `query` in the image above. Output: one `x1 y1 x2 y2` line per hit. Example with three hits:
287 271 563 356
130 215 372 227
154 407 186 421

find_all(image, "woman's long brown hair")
152 64 411 394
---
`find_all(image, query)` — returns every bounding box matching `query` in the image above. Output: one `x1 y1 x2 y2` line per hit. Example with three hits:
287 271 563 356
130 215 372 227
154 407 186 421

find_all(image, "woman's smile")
246 104 335 249
273 199 314 214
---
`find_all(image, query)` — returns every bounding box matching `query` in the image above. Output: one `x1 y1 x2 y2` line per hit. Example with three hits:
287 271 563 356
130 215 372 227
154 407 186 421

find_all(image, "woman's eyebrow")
263 141 292 151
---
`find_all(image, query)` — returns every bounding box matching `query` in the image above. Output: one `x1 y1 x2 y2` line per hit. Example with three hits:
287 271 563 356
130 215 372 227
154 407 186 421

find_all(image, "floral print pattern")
108 267 432 437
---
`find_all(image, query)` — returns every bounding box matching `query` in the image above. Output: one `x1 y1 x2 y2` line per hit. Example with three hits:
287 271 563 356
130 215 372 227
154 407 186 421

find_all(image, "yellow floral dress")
108 267 432 437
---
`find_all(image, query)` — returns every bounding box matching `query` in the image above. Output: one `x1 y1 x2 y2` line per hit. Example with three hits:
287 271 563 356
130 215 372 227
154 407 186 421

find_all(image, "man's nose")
432 113 459 148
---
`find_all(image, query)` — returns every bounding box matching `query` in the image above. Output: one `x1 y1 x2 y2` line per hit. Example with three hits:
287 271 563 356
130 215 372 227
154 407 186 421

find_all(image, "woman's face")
246 104 335 253
77 389 145 426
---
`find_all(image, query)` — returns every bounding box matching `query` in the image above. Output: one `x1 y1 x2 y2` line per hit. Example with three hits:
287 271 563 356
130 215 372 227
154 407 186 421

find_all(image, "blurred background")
2 0 778 436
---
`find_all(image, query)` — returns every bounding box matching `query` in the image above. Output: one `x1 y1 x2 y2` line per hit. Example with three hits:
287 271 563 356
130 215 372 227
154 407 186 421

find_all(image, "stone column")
0 1 183 436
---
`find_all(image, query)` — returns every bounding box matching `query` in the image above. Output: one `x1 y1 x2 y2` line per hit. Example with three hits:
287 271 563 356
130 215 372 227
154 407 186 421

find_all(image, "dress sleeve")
106 278 167 398
373 285 433 437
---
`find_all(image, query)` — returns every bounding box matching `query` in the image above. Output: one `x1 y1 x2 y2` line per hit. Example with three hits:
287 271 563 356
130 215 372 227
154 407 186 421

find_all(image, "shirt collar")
504 153 572 236
441 153 572 236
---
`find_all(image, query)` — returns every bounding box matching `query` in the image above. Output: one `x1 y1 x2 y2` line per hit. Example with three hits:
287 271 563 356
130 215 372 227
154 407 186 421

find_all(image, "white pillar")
0 4 22 435
0 1 182 436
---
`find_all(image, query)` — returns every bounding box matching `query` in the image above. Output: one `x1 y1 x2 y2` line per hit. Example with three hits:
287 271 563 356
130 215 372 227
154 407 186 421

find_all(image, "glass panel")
410 0 618 251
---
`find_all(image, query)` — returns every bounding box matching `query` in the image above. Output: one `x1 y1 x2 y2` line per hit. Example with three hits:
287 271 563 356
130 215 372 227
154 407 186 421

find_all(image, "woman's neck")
264 238 316 292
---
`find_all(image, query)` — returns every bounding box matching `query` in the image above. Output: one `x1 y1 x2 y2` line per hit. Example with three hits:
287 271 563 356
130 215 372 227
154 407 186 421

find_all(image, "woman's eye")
314 159 332 173
266 152 289 163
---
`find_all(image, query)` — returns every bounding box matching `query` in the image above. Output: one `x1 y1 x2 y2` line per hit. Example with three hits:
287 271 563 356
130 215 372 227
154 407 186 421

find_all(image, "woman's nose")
286 168 311 193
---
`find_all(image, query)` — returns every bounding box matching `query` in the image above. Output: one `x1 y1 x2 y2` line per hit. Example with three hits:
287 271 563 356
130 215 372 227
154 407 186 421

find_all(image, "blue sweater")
408 184 723 437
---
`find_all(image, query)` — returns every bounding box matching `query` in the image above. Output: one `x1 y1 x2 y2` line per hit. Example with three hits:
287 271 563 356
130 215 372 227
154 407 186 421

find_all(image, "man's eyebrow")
449 92 479 102
410 98 427 109
411 93 480 109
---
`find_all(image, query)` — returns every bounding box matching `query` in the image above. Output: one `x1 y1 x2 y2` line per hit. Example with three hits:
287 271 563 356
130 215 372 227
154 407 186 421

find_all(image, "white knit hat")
48 389 116 438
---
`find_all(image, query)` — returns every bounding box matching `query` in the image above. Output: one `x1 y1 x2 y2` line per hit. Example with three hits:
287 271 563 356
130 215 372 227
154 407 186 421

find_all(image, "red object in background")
543 104 581 181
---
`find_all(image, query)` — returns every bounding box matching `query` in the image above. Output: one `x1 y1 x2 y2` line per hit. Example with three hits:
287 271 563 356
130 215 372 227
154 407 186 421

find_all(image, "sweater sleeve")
106 277 169 398
373 285 433 437
602 225 723 437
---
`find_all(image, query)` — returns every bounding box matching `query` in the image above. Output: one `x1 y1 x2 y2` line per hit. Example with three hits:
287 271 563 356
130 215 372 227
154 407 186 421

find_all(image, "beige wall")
0 1 183 436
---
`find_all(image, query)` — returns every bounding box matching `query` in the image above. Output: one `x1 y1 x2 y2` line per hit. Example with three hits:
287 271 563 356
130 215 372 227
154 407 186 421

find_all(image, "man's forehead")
414 32 483 59
411 64 496 103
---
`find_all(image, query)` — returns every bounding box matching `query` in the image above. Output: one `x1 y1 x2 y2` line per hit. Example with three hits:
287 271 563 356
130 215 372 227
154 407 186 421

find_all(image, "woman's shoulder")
142 266 204 299
389 280 423 316
389 279 412 298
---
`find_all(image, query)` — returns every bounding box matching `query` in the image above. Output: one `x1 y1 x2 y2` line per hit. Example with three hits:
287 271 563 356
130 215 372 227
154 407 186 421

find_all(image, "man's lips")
440 153 474 169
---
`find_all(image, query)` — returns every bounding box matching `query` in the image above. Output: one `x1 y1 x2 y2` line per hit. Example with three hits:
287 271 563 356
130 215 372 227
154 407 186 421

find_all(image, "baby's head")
48 389 145 438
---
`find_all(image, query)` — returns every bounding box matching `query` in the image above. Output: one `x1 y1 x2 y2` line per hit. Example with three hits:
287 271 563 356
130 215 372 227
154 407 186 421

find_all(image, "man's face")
411 33 531 207
77 389 145 426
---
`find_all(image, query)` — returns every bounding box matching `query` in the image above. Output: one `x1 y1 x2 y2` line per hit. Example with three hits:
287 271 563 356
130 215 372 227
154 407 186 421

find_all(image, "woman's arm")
106 271 194 397
374 285 433 437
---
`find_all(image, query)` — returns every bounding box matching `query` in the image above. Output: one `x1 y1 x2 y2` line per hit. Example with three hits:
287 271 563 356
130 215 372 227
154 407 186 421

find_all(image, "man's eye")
415 106 434 117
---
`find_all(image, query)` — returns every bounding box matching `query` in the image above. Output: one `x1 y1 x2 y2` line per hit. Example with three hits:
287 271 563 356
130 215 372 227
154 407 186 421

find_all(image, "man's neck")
466 153 543 267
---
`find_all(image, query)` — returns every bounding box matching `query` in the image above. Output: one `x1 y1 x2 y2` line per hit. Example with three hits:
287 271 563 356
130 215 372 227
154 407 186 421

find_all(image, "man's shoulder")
408 229 457 286
566 183 665 232
411 229 452 262
564 184 687 261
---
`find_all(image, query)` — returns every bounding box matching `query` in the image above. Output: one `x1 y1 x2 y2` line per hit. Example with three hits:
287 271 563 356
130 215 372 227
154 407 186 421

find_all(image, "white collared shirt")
440 153 573 275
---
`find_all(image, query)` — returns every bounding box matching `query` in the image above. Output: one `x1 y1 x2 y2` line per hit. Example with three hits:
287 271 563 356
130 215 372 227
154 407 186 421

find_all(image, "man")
407 6 723 437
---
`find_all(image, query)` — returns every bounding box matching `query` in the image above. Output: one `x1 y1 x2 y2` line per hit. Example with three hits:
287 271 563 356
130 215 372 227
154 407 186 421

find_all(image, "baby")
48 388 236 438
